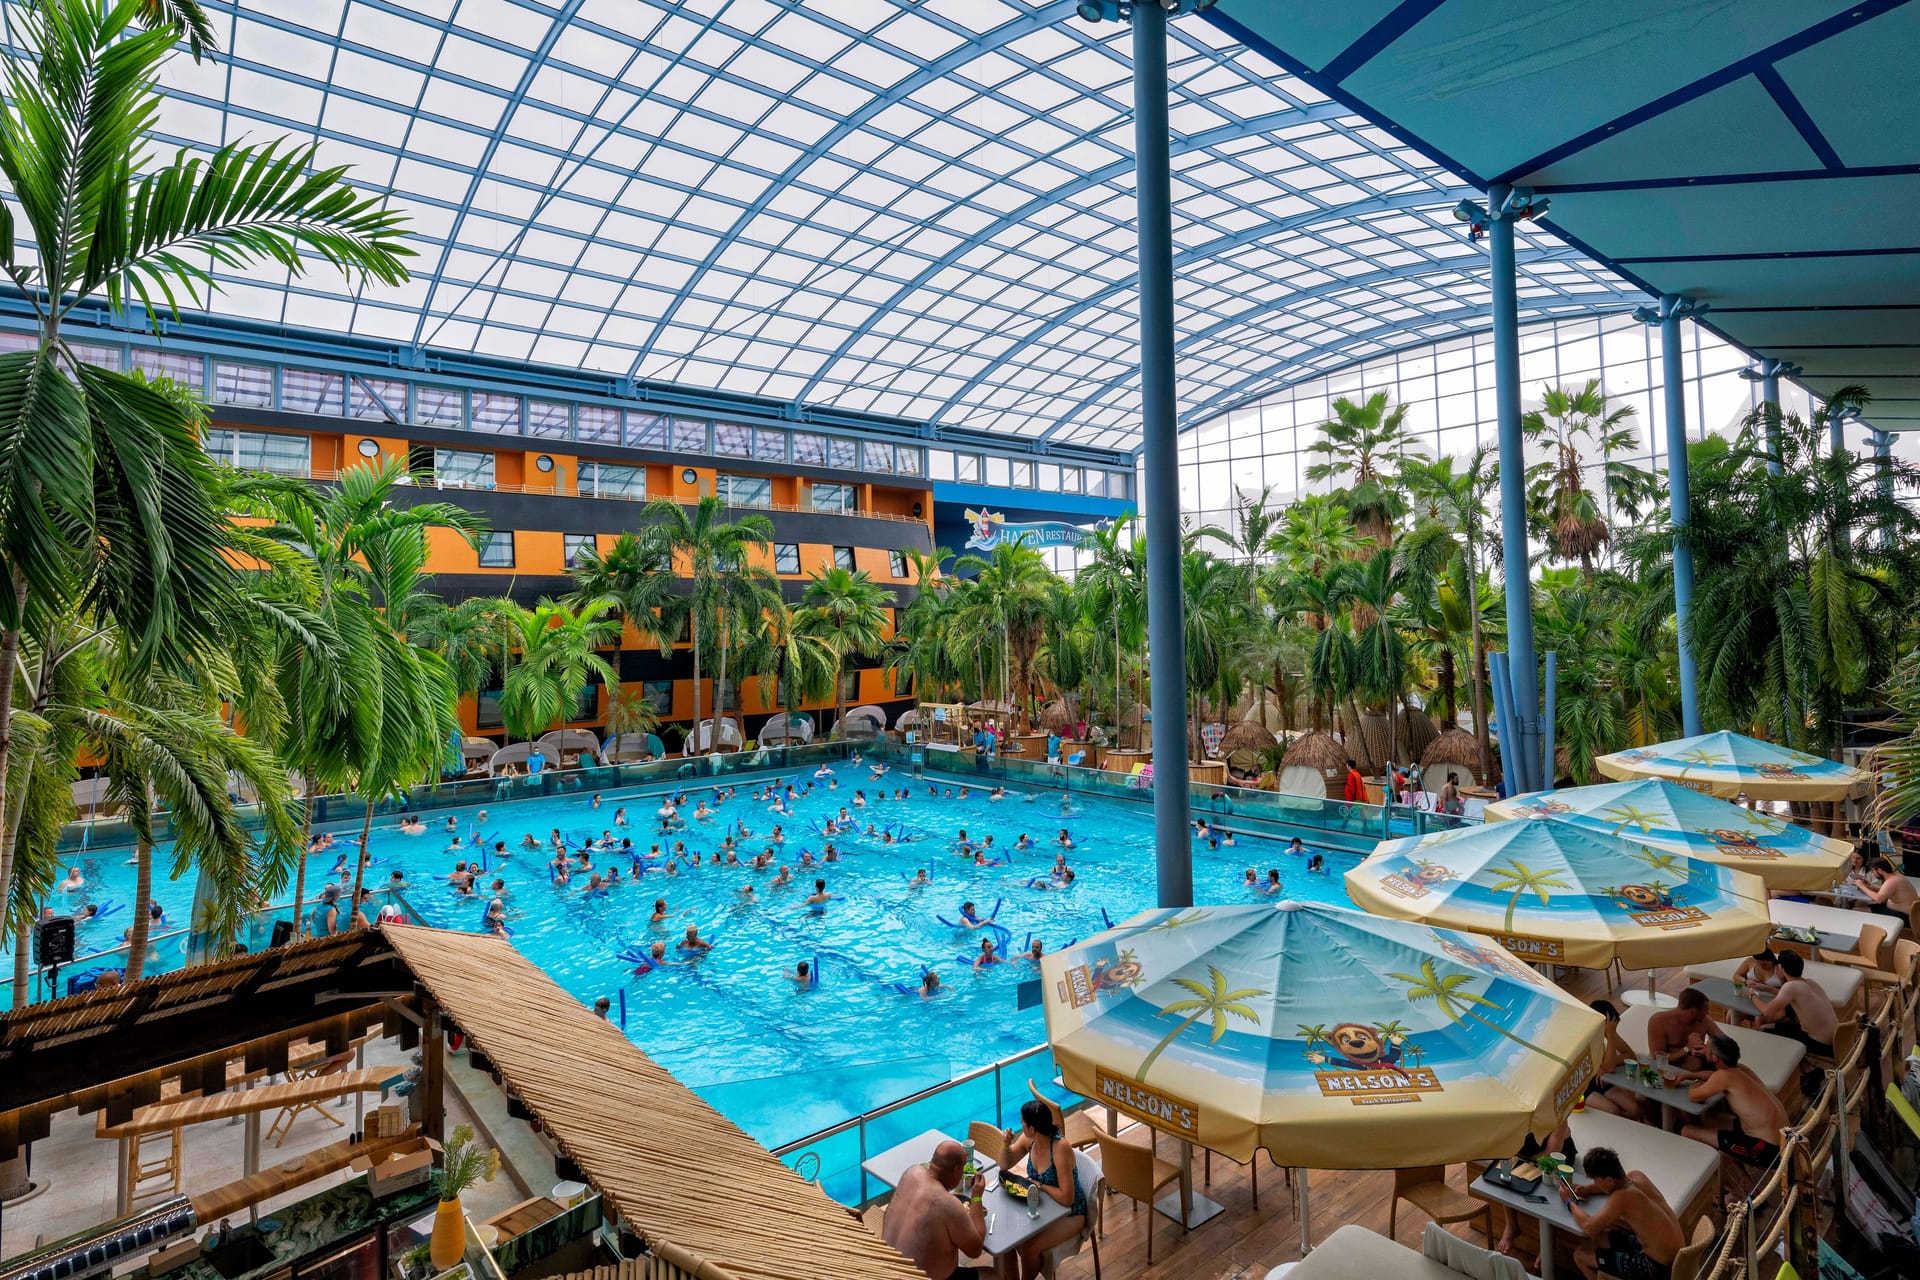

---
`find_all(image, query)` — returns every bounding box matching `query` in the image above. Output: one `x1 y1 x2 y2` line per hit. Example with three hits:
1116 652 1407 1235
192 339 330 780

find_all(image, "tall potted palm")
797 568 891 738
500 600 622 752
0 0 412 927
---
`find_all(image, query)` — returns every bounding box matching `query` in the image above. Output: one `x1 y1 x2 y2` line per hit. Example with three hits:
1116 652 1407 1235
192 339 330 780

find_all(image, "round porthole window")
356 438 380 458
682 468 698 485
534 455 555 472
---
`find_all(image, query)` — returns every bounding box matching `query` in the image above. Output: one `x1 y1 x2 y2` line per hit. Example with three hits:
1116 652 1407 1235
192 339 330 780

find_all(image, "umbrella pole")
1295 1167 1312 1255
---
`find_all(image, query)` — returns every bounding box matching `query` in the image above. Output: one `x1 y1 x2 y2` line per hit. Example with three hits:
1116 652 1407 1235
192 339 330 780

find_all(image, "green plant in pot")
430 1124 498 1270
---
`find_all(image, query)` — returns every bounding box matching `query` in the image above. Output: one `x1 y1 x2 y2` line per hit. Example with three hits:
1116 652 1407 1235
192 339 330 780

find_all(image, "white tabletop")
861 1128 997 1192
1471 1109 1720 1238
1769 898 1904 945
1285 1225 1514 1280
1618 1006 1806 1097
977 1147 1101 1258
1686 956 1862 1010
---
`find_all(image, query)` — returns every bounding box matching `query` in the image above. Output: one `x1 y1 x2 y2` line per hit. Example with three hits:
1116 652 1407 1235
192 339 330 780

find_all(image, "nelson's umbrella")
1594 731 1870 801
1039 901 1605 1248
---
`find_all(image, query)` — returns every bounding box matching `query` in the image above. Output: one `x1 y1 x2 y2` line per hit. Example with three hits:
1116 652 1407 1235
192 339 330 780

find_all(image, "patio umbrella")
1349 818 1772 970
1484 779 1851 892
1594 731 1870 800
1040 902 1605 1174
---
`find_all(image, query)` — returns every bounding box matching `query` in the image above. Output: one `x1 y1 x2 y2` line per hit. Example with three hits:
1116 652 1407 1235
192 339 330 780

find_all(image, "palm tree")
1401 450 1499 775
1075 517 1147 743
953 542 1055 727
1522 380 1652 576
1179 549 1243 762
1333 548 1413 762
1304 392 1423 548
1390 958 1573 1069
710 561 783 735
797 568 891 736
1134 965 1268 1084
1486 858 1573 933
639 496 773 749
408 596 511 705
500 600 622 747
0 0 411 923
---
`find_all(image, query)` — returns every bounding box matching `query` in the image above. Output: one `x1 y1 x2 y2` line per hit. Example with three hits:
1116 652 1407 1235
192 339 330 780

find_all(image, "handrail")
770 1042 1055 1157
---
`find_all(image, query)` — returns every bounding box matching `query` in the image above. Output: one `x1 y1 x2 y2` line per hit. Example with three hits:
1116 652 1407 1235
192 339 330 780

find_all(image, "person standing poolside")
1343 759 1367 803
882 1140 986 1280
1560 1147 1684 1280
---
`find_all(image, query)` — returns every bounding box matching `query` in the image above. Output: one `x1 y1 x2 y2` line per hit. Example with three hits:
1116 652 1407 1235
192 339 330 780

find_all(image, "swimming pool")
21 757 1377 1152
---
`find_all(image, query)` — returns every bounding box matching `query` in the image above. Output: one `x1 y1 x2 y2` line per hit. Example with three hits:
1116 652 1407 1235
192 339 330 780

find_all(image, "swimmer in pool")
973 938 1003 969
1287 837 1306 857
592 793 603 810
1308 855 1326 874
909 868 930 888
958 900 990 928
548 852 570 884
1022 939 1045 962
1242 867 1258 889
1056 829 1075 849
772 865 793 887
521 833 541 851
1027 867 1074 890
787 959 814 988
485 900 509 936
1014 833 1035 851
693 800 712 821
399 815 425 835
824 845 840 863
920 970 943 998
804 877 832 909
1262 868 1283 894
613 807 629 827
56 866 84 893
651 897 671 923
445 817 459 835
632 941 669 975
681 925 713 952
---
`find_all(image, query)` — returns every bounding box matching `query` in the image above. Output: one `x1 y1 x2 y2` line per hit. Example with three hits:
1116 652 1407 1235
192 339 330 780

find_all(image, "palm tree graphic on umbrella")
1599 802 1663 835
1390 960 1573 1070
1135 966 1268 1084
1487 858 1571 932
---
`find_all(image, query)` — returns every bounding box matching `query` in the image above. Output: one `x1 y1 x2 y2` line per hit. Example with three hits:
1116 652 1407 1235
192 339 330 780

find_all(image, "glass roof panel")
0 0 1646 450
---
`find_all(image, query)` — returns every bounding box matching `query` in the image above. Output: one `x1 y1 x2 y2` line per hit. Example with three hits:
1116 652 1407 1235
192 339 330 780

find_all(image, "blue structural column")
1872 428 1894 549
1486 184 1543 795
1646 295 1704 737
1130 2 1192 909
1741 357 1797 475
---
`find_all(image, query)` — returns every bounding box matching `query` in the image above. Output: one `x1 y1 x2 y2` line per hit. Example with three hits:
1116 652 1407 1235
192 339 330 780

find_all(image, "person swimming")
909 868 930 888
1262 868 1283 894
1307 854 1326 874
680 924 713 953
973 938 1003 969
787 959 814 988
591 792 603 810
651 897 671 923
613 807 629 827
772 865 793 887
1287 836 1306 857
1026 867 1074 890
1022 938 1045 963
1056 829 1075 849
56 866 85 893
1242 867 1258 888
631 940 669 975
958 900 990 928
920 970 943 998
1014 833 1034 850
804 877 832 910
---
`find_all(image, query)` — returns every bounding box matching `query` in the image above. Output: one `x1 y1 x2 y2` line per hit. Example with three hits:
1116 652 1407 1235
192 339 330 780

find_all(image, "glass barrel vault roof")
4 0 1646 451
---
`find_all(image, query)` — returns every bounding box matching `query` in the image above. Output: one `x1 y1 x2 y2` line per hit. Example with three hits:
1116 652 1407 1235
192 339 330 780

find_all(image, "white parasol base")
1155 1188 1226 1228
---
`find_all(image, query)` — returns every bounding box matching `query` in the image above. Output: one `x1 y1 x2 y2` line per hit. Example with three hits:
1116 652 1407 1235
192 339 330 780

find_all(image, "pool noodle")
1100 907 1114 929
617 988 627 1028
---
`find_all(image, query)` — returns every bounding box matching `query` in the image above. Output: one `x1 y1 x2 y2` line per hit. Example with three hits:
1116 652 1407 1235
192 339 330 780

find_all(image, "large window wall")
1174 312 1915 541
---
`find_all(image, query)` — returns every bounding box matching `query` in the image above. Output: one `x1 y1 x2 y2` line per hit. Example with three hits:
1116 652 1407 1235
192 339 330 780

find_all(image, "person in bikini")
1673 1035 1789 1188
1562 1147 1685 1280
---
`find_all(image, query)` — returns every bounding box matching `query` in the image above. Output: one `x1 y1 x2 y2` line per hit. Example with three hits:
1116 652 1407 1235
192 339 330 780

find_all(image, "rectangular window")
672 416 709 454
283 368 346 415
131 348 203 392
213 361 273 407
833 546 855 570
828 436 858 470
928 449 955 482
863 440 894 474
349 375 406 421
954 453 981 483
413 386 464 427
626 411 669 449
205 429 310 477
715 473 771 507
434 448 495 489
69 342 120 370
1012 460 1034 488
478 531 515 567
792 432 828 466
773 543 799 574
895 446 922 477
812 482 856 513
641 681 673 712
526 399 570 439
714 421 752 458
584 461 645 500
888 550 908 578
577 405 621 444
1085 469 1107 497
1060 466 1082 494
475 690 504 729
985 455 1010 487
839 671 859 702
564 534 596 567
1037 462 1060 491
753 427 787 462
471 392 522 435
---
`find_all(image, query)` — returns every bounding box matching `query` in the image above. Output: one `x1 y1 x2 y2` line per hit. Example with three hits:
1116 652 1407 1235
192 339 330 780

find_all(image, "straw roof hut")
1422 726 1490 787
1219 720 1278 756
1039 699 1075 733
1335 708 1386 774
1281 729 1349 798
1398 704 1440 760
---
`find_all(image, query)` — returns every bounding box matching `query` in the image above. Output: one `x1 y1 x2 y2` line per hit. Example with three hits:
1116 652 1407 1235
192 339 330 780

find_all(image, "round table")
1619 987 1678 1009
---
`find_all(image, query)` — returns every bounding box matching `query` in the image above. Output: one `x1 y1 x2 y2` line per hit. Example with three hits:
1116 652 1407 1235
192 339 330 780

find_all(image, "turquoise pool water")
26 765 1367 1151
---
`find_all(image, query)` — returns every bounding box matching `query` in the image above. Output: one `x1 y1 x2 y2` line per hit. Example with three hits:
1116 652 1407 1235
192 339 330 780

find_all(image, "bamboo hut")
1398 703 1440 760
1039 699 1075 734
1421 726 1490 788
1334 708 1386 774
1219 720 1279 784
1280 729 1349 799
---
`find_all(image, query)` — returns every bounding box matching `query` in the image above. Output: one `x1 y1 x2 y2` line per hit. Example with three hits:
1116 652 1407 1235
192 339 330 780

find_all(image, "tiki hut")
1280 729 1349 799
1398 703 1440 761
1335 708 1386 774
1421 726 1490 788
1219 720 1279 784
1039 700 1075 734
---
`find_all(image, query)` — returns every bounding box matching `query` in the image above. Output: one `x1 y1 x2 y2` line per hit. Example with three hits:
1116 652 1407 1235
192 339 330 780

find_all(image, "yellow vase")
429 1196 466 1271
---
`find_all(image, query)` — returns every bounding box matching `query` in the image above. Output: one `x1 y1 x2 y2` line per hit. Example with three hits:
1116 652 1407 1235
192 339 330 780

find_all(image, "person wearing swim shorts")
1674 1035 1788 1189
1563 1147 1684 1280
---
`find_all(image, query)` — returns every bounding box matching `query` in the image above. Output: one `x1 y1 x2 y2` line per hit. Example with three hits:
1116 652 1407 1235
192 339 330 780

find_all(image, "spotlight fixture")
1075 0 1214 20
1452 197 1490 242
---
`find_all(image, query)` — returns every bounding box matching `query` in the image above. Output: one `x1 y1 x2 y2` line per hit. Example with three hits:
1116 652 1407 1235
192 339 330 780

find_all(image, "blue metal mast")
1639 294 1705 737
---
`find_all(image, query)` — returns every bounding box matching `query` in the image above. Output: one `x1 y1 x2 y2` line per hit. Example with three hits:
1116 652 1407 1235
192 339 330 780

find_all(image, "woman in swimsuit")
998 1100 1086 1280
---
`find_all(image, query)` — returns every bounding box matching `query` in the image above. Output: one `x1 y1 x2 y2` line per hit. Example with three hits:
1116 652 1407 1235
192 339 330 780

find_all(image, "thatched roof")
1421 726 1489 786
1334 709 1385 773
1039 700 1075 733
1281 730 1348 777
1398 705 1440 759
1219 720 1278 755
383 927 921 1280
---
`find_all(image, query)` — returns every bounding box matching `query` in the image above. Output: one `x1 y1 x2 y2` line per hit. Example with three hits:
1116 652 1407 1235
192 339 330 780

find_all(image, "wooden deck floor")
1052 962 1674 1280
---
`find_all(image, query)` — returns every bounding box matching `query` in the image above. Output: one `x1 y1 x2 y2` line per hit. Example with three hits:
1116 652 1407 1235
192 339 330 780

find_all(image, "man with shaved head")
882 1139 988 1280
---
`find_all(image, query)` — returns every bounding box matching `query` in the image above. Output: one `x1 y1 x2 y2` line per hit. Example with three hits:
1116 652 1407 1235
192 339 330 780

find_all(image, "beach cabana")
758 712 815 745
536 729 605 767
1350 818 1773 971
1485 779 1852 892
1594 731 1871 800
684 718 743 754
603 732 664 762
1041 902 1604 1238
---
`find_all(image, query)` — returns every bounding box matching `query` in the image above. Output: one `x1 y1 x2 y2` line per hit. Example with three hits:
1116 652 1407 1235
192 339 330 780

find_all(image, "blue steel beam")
1640 294 1705 737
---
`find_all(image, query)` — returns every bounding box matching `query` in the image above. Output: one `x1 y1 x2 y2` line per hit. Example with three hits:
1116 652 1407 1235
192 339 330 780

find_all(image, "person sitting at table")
1580 1000 1646 1121
880 1139 987 1280
1731 950 1784 1001
1560 1146 1685 1280
996 1099 1088 1280
1753 951 1836 1056
1646 988 1719 1072
1850 853 1917 920
1671 1035 1789 1188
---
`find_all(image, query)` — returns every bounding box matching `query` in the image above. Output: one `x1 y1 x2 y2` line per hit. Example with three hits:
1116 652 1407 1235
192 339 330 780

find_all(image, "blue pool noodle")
617 989 627 1028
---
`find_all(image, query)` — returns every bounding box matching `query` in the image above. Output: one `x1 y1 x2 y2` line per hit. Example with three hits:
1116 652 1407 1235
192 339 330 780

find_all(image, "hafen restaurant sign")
964 508 1091 552
1093 1067 1200 1139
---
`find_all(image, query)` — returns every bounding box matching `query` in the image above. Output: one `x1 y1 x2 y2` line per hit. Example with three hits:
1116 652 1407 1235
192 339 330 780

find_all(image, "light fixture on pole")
1075 0 1216 21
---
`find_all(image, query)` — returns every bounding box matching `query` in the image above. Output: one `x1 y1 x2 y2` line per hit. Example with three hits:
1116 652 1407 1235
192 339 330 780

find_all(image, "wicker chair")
1819 923 1889 973
1092 1131 1182 1263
